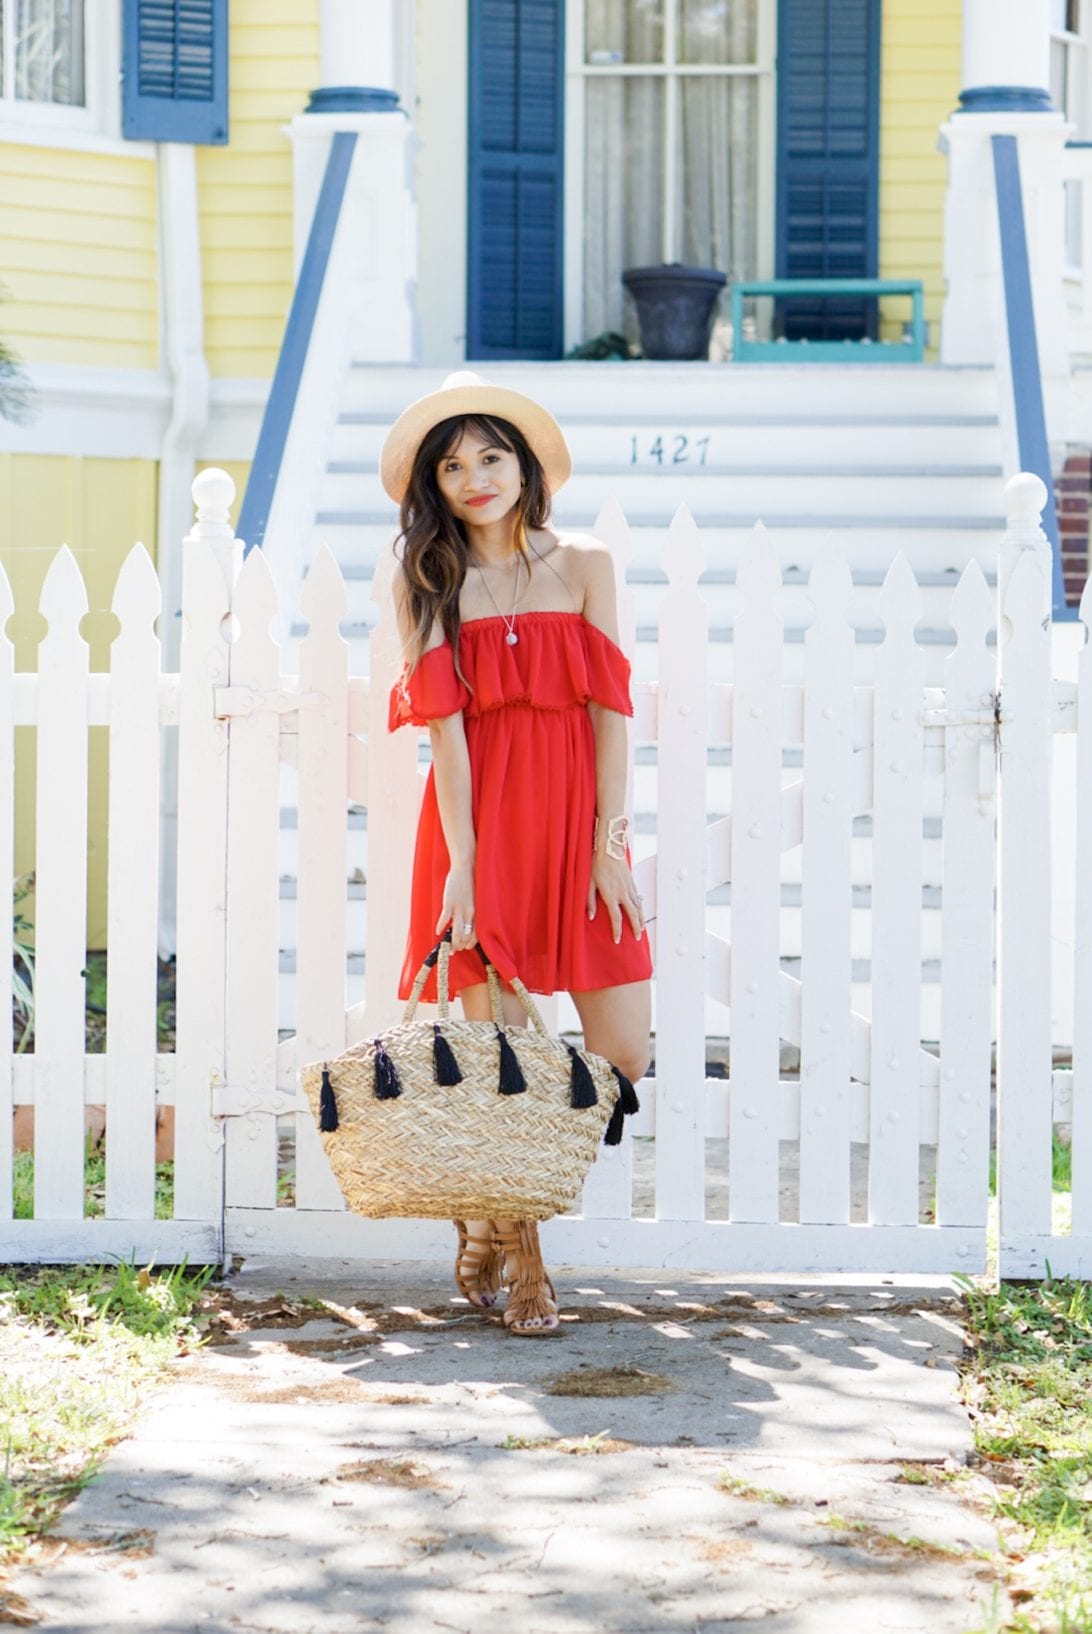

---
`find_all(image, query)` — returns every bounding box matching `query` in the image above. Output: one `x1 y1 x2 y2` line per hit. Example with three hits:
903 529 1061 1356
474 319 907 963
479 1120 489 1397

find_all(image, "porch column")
287 0 417 363
939 0 1067 394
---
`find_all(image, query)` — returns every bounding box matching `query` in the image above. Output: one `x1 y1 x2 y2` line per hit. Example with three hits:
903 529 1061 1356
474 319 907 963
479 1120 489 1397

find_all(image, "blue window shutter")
467 0 564 360
122 0 228 145
775 0 880 340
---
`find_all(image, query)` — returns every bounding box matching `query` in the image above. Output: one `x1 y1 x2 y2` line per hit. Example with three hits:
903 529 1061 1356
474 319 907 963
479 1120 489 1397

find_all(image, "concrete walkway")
12 1258 1012 1634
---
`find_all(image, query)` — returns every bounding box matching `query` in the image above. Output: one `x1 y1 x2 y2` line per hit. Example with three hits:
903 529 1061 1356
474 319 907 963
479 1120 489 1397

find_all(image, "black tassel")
496 1026 527 1095
566 1043 598 1109
433 1024 463 1085
319 1065 339 1132
373 1039 402 1099
611 1064 640 1117
603 1065 639 1146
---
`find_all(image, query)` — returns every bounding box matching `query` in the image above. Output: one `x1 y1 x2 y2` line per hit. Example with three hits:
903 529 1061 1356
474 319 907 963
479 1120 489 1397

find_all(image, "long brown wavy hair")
395 412 552 674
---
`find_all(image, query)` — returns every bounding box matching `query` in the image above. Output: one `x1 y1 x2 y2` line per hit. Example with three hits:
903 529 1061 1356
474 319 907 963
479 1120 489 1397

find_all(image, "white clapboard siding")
654 507 709 1220
1072 574 1092 1247
173 480 238 1226
869 554 925 1225
105 546 162 1221
0 561 13 1222
224 545 283 1210
293 546 351 1212
799 543 855 1225
995 481 1062 1272
727 524 784 1224
34 547 90 1220
936 561 996 1228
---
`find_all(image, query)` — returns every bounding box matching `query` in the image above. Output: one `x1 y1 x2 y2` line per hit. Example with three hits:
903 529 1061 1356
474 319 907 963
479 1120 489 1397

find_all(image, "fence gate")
2 472 1087 1278
215 495 1015 1278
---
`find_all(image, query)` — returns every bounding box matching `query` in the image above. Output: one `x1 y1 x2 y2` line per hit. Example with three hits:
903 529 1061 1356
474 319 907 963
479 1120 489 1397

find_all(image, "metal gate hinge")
917 707 998 728
214 686 327 720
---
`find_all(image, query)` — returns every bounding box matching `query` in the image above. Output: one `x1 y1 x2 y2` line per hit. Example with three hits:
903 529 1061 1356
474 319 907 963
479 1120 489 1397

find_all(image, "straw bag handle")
402 929 550 1037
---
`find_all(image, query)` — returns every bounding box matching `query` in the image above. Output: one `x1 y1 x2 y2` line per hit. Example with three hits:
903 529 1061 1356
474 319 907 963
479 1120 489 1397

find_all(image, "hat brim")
379 383 572 504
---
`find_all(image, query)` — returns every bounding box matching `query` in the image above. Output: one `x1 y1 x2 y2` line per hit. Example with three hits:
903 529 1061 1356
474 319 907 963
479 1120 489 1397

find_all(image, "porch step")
343 359 1001 420
319 467 1003 520
333 415 1002 469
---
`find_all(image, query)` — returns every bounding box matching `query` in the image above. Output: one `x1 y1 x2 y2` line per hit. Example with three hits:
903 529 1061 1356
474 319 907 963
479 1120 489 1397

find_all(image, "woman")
382 371 652 1335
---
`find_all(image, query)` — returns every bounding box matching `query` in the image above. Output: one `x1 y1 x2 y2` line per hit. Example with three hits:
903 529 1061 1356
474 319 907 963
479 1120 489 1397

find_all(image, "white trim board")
0 366 270 462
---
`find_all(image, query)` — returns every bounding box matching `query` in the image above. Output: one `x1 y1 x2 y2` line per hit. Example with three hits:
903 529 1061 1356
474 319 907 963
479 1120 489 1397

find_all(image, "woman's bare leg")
458 983 559 1332
569 979 652 1087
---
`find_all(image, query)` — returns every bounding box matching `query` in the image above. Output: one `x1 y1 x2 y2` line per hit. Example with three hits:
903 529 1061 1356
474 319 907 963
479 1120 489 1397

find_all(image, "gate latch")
212 1082 308 1119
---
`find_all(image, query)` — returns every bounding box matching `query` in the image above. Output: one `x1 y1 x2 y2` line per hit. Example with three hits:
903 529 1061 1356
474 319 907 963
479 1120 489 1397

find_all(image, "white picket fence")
0 469 1088 1279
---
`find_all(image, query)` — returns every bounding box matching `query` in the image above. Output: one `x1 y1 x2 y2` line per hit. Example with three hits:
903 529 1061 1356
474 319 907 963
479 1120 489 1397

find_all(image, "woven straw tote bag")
297 932 639 1220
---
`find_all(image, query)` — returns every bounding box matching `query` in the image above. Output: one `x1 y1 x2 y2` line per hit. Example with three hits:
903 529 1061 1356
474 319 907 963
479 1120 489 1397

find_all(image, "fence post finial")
189 468 237 545
1003 472 1049 552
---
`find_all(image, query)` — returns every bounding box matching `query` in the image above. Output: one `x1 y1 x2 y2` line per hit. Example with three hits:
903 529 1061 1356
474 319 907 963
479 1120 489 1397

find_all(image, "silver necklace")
472 552 526 645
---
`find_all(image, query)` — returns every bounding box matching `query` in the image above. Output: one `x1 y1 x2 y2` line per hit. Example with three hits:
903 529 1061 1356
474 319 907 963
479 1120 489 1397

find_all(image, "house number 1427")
630 434 711 466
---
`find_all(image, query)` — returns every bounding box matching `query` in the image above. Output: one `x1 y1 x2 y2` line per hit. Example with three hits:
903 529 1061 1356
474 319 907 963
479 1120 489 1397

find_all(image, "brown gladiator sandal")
453 1219 505 1310
494 1219 561 1336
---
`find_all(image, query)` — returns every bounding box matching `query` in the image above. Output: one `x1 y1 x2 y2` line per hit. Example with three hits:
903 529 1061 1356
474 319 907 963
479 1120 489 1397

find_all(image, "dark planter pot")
622 264 728 360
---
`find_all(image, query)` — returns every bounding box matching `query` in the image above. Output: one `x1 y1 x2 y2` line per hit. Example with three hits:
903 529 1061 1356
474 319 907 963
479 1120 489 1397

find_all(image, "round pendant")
506 630 519 646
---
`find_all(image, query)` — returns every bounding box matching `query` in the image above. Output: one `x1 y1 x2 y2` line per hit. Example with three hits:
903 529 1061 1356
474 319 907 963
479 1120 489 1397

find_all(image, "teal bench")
729 278 926 363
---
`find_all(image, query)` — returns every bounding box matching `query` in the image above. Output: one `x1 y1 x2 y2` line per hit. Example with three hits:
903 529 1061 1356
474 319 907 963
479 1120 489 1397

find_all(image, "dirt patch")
545 1365 674 1398
503 1433 634 1455
692 1536 756 1567
360 1393 431 1406
40 1529 156 1562
248 1380 375 1406
332 1459 443 1490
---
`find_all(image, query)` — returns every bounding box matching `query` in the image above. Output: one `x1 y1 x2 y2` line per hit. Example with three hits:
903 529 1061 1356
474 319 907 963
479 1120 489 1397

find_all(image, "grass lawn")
0 1256 217 1623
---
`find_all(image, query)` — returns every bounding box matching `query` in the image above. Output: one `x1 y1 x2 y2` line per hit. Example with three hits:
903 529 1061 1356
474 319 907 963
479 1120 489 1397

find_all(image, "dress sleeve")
581 620 634 716
387 644 471 731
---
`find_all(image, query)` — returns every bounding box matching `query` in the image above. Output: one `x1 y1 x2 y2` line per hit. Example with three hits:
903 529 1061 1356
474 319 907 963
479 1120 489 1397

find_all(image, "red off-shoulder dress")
388 610 654 1003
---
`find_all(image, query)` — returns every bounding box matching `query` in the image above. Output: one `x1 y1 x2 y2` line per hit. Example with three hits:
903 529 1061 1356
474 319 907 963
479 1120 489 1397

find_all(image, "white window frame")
0 0 154 158
1053 0 1087 276
563 0 776 352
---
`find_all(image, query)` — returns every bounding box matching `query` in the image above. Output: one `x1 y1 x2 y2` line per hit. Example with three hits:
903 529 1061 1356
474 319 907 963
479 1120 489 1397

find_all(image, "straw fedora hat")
379 370 572 504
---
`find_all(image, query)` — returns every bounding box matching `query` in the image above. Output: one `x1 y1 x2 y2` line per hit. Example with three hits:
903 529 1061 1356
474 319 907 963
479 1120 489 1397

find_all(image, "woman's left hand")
588 854 645 943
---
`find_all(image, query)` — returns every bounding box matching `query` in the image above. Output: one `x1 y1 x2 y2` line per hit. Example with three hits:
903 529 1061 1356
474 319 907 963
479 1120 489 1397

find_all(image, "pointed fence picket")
105 545 162 1222
654 506 708 1223
34 548 90 1222
798 543 855 1226
4 468 1089 1278
936 561 996 1229
727 523 783 1225
0 564 13 1225
293 544 351 1213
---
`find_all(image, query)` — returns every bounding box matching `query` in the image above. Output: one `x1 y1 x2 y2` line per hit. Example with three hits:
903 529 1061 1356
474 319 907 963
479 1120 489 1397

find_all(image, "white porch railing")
0 470 1087 1280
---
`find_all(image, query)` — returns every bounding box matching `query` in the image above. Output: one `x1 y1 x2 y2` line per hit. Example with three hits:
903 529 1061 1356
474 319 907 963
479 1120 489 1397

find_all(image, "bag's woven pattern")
299 1018 619 1219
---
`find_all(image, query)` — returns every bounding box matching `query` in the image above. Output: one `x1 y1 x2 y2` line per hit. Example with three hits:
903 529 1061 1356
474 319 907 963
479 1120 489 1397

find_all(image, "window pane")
677 75 758 280
585 0 664 66
15 0 85 106
1051 37 1069 112
584 77 665 341
678 0 757 65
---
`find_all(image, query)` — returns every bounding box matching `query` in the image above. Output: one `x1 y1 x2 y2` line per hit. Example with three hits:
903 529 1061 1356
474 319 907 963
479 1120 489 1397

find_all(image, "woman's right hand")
437 862 477 952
